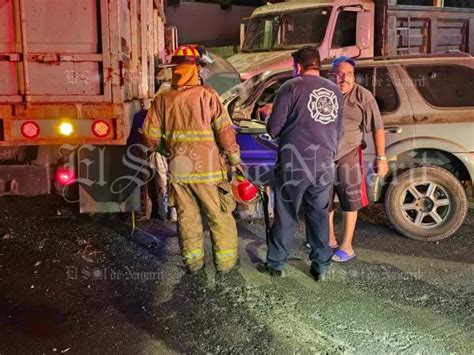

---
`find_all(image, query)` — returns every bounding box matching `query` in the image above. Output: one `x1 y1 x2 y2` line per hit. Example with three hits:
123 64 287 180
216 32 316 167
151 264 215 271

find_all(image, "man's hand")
375 159 389 177
258 103 273 121
232 164 245 176
373 129 388 177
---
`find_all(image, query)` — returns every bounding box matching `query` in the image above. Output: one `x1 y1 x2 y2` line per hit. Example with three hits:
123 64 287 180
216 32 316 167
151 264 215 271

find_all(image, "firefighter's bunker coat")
143 72 240 272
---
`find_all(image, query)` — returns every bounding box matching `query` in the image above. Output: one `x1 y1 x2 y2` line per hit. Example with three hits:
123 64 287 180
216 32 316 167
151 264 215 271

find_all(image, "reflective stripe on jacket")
143 85 240 183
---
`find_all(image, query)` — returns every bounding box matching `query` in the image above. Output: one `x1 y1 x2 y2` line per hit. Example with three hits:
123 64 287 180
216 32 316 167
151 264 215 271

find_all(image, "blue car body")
236 131 277 186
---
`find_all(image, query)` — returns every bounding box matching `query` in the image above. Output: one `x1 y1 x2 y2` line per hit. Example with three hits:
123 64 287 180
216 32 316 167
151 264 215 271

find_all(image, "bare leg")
329 210 337 247
339 211 357 255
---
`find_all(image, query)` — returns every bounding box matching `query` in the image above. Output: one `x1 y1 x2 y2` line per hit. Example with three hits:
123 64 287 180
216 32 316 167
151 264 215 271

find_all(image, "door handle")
385 126 403 134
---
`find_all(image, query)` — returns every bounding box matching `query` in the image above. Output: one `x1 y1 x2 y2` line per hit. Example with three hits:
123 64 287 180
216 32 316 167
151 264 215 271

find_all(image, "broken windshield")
242 7 332 53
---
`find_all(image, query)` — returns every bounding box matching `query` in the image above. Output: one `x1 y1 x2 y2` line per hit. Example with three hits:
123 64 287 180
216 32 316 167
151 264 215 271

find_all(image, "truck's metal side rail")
384 5 474 56
101 0 113 103
0 0 113 103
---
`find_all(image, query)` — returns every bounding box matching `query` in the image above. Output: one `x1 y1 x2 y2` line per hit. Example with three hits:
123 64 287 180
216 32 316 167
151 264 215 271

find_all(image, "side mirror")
165 26 179 52
356 10 371 50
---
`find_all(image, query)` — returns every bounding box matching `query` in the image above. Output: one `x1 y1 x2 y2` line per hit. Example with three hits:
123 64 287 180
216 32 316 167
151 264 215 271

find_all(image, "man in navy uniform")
257 46 345 281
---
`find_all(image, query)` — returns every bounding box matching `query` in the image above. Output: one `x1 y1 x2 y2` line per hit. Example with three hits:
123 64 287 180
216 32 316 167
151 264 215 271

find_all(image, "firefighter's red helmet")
231 174 259 204
170 45 202 65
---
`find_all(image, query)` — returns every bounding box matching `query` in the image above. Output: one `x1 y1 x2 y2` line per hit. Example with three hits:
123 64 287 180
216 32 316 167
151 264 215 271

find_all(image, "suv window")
332 11 357 48
405 64 474 107
324 66 398 113
355 67 374 93
321 67 374 92
374 67 398 113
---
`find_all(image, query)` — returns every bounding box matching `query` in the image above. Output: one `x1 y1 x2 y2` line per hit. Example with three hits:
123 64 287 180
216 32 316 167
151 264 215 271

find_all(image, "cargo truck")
229 0 474 80
0 0 175 214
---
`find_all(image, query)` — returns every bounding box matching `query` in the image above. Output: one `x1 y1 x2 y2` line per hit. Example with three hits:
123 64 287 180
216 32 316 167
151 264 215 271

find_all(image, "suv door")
364 65 415 172
401 62 474 153
382 61 474 241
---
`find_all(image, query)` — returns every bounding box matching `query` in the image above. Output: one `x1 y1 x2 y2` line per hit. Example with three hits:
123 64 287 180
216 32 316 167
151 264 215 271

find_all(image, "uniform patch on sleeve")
307 88 339 124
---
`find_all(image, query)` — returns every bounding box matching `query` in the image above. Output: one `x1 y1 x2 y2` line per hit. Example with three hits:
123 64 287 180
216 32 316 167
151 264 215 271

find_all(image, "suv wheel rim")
400 182 451 228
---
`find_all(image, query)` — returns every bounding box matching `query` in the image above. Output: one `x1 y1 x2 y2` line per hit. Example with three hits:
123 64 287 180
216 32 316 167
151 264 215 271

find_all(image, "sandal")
332 249 356 262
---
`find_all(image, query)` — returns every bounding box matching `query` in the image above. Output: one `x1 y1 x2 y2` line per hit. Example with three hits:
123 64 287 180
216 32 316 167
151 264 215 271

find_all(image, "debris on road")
77 239 90 247
76 240 98 264
0 196 472 353
38 239 48 250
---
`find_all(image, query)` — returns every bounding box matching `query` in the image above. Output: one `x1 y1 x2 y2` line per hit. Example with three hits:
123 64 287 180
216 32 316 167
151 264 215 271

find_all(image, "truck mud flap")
77 145 151 214
0 165 50 196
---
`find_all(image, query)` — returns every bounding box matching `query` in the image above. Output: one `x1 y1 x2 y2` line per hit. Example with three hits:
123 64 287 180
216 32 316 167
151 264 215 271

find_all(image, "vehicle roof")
252 0 374 16
251 0 474 16
260 53 473 80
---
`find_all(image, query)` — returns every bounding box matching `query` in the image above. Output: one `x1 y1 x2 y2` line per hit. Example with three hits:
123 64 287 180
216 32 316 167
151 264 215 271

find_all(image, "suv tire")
384 166 467 241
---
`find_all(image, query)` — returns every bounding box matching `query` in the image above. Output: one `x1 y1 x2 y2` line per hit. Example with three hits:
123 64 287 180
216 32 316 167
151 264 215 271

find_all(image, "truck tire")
384 166 468 242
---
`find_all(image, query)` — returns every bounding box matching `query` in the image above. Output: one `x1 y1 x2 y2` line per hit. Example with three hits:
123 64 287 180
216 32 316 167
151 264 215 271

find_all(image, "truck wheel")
384 166 468 241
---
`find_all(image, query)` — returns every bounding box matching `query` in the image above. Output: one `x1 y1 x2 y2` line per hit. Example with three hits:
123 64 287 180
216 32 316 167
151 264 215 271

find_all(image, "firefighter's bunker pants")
170 182 238 272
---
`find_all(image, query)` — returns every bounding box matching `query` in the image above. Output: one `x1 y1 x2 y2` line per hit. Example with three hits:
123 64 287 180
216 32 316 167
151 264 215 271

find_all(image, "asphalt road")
0 196 473 354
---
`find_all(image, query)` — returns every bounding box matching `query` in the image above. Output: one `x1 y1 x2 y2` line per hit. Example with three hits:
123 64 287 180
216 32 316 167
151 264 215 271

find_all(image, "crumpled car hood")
227 51 293 80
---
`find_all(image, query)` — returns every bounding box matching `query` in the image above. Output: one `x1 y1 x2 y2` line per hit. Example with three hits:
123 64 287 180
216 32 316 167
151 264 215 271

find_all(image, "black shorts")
331 147 368 212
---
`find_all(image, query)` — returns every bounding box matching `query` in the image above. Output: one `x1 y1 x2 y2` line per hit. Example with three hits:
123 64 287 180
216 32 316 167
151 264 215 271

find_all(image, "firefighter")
143 45 242 274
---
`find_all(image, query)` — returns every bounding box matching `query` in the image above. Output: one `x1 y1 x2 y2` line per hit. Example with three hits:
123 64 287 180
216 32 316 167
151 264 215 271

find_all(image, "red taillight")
92 120 110 138
55 166 75 186
21 121 40 139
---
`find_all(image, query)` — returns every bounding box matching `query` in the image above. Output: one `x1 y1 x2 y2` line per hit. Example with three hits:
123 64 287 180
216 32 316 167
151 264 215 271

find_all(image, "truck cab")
229 0 474 80
229 0 374 80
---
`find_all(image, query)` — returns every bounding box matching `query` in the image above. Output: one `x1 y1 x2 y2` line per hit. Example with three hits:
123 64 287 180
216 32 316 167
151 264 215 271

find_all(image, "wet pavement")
0 196 473 354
